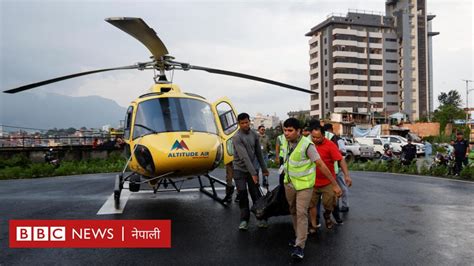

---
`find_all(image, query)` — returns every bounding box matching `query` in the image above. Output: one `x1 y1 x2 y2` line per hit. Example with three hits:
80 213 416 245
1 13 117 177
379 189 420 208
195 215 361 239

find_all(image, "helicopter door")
211 98 238 164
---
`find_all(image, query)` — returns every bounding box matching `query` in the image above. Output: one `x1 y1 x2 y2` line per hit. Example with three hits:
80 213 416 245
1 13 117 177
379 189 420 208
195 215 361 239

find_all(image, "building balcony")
309 68 319 75
309 36 318 45
310 57 318 65
369 64 383 70
334 73 368 80
310 79 319 85
370 86 384 92
332 39 367 48
309 47 318 55
333 50 367 59
370 75 383 81
334 96 368 102
334 85 368 91
368 32 383 38
332 28 367 37
334 107 354 113
333 62 367 69
369 53 383 59
369 42 383 49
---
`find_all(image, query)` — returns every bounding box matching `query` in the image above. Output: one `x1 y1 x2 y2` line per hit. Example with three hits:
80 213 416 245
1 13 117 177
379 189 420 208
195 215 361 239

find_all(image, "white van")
355 137 389 158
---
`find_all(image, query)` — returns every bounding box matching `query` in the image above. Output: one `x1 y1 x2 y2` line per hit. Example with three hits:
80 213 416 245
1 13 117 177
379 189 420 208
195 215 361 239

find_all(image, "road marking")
96 187 225 215
97 190 131 215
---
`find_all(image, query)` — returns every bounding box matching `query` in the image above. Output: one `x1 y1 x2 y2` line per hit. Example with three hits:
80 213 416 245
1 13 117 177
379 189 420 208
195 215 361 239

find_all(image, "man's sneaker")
334 217 344 225
238 221 248 231
288 239 296 247
291 246 304 259
340 206 349 212
257 220 268 228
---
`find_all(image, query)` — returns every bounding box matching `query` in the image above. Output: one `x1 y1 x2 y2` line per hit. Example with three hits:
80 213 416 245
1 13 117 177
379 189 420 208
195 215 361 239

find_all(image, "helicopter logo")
171 140 189 151
168 140 209 159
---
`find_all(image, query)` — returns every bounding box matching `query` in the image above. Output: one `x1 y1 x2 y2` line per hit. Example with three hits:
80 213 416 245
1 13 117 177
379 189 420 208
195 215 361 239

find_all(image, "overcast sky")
1 0 472 123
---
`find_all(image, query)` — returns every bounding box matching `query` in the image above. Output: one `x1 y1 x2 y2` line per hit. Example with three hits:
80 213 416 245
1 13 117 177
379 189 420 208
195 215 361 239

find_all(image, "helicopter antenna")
170 69 175 84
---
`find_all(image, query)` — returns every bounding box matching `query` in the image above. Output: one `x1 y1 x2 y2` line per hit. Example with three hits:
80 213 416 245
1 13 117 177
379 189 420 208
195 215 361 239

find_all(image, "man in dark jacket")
401 139 417 165
453 131 470 175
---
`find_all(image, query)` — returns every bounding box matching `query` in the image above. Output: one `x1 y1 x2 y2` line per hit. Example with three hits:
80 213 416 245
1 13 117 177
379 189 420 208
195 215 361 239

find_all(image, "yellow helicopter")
4 17 314 209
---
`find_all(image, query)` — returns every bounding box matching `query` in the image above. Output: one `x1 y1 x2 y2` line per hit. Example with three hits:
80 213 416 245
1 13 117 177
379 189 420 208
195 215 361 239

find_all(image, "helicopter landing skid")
197 174 228 207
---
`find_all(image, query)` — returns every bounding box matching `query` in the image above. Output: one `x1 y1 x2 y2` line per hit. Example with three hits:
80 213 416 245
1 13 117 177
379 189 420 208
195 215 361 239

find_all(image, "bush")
0 156 126 180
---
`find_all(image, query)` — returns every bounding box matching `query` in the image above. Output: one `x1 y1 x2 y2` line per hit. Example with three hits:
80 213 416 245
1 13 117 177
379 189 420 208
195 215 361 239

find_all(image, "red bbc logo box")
9 220 171 248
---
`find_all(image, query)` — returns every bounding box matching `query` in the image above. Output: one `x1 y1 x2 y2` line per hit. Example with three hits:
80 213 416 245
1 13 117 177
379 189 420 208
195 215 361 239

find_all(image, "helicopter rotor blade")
105 17 169 61
187 65 314 94
3 64 141 94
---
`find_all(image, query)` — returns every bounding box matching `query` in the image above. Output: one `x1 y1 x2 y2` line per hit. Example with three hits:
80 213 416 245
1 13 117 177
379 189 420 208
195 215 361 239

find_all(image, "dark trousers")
234 169 262 222
454 157 468 175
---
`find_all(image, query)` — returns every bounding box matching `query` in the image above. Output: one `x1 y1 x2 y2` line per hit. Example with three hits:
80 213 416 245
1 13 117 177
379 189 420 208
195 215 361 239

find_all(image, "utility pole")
463 79 474 120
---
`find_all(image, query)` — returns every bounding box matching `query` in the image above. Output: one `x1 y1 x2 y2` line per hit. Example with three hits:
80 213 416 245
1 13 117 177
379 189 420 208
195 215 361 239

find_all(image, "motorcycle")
44 148 60 168
381 144 394 161
430 152 455 174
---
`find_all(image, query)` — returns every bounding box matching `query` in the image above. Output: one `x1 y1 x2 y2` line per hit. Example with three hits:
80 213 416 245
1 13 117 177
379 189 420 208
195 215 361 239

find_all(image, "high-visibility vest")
282 137 316 190
278 134 286 157
324 131 339 173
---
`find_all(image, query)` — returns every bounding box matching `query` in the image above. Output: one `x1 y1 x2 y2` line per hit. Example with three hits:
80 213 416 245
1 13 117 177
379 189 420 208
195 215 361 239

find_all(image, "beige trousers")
285 183 313 249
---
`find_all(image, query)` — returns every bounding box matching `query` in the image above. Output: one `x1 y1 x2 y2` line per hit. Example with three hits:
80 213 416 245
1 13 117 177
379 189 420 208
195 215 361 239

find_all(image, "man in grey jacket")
232 113 269 230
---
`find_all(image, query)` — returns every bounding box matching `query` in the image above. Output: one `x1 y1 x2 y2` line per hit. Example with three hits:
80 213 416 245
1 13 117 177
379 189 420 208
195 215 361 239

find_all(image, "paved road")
1 170 473 265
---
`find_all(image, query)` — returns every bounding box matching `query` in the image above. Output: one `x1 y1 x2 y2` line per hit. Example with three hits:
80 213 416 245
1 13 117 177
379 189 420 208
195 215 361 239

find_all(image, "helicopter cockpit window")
133 98 218 139
216 102 238 135
124 106 134 139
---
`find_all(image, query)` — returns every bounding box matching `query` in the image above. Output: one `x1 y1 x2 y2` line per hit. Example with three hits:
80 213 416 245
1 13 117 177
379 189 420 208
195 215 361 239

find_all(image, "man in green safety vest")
281 118 342 260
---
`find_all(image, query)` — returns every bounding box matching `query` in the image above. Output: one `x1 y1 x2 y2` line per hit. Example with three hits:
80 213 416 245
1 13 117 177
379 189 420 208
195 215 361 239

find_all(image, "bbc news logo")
17 226 66 241
10 220 171 248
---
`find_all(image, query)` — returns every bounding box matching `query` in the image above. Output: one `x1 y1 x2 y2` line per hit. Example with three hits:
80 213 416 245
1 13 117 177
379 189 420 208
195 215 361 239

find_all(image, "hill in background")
0 92 126 129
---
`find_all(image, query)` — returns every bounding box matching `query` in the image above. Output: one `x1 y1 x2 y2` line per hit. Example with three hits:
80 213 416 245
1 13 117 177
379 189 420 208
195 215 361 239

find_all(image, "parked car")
355 137 391 158
344 140 374 161
380 135 425 155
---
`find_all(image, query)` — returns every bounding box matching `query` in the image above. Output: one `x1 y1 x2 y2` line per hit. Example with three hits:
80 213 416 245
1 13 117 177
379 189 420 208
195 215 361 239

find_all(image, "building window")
385 48 397 53
369 37 381 43
325 81 328 87
386 70 397 74
325 103 329 109
325 92 328 98
387 102 398 106
325 59 327 66
385 38 397 42
324 38 327 44
387 91 398 95
324 49 327 55
325 70 328 77
370 81 383 86
386 80 398 84
369 59 382 65
385 59 397 63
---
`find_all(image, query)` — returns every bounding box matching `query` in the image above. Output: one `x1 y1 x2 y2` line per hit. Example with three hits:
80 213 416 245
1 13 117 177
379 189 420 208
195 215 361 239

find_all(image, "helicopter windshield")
133 97 218 138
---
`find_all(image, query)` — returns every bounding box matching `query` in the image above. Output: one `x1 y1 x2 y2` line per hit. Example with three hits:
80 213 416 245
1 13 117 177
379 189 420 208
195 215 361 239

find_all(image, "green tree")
433 90 465 131
438 90 463 107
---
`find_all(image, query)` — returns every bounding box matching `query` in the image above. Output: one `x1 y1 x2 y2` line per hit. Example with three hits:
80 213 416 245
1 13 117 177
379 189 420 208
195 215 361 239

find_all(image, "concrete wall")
402 122 439 137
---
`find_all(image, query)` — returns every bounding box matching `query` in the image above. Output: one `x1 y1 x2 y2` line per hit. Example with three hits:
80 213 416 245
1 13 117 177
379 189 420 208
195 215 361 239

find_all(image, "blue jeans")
336 170 349 208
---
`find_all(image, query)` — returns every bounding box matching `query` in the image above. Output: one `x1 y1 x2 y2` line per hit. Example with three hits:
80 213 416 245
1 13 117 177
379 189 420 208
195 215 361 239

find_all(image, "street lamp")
462 79 474 120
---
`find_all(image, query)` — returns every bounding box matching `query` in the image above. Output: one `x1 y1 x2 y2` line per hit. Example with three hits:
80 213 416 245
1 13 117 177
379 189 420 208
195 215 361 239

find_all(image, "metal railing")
0 136 122 148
